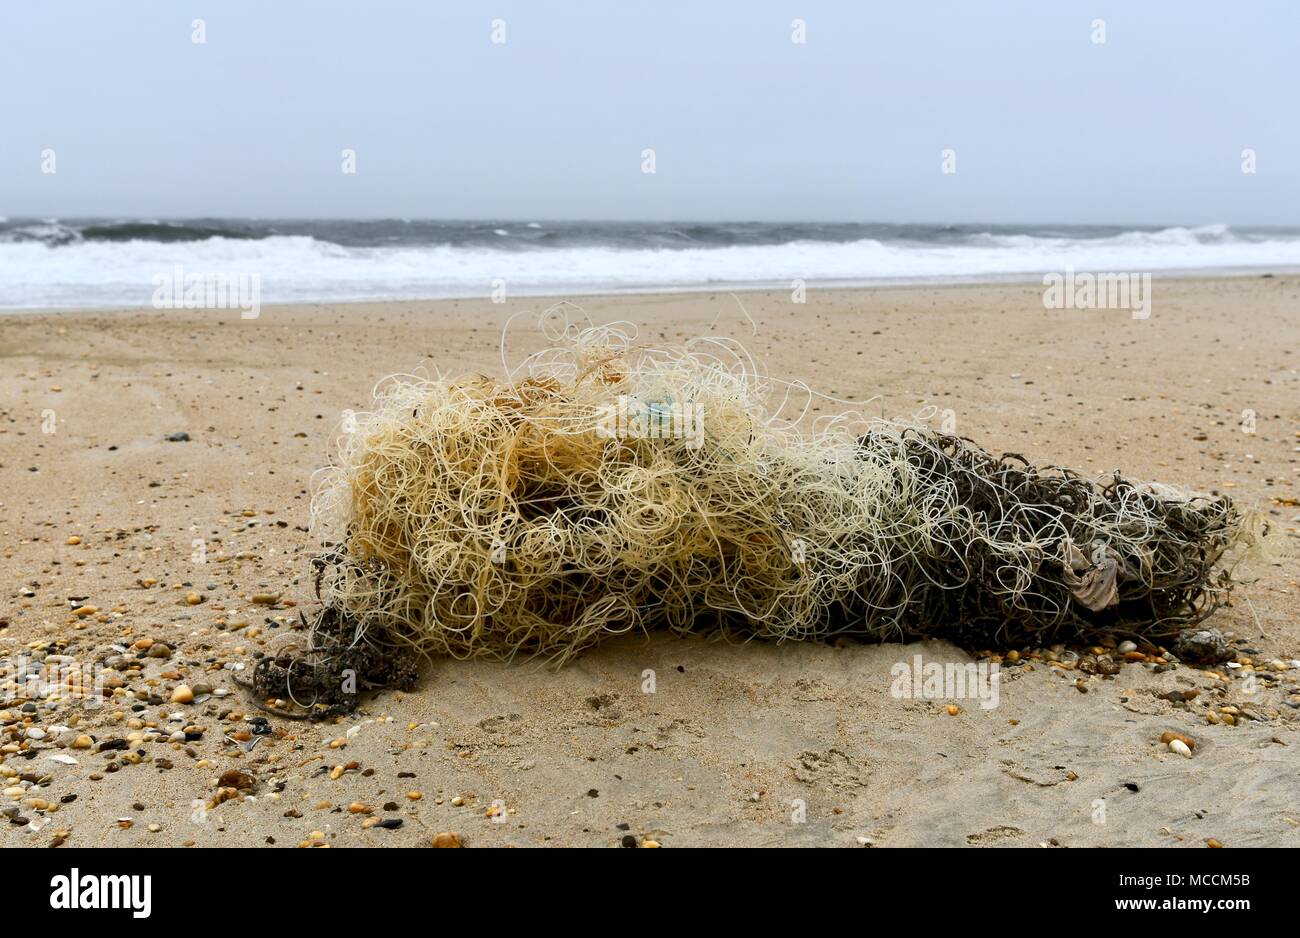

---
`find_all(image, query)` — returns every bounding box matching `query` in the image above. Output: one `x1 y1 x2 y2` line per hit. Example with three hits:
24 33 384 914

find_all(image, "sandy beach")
2 276 1298 848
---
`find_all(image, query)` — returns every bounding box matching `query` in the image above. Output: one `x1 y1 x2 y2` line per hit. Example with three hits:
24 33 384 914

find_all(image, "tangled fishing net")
275 310 1264 710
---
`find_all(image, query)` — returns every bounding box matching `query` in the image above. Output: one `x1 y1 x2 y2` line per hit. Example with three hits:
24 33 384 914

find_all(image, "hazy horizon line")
6 215 1296 228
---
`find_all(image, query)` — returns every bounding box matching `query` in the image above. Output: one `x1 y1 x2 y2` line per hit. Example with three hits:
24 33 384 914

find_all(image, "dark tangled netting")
840 428 1252 649
244 550 418 720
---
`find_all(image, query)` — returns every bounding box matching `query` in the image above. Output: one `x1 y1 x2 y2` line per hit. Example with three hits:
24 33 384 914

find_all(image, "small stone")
217 769 257 792
450 796 464 807
1168 739 1193 759
1172 628 1230 665
1117 640 1137 654
431 831 462 848
946 704 960 716
66 536 81 546
171 685 194 704
165 432 190 442
185 592 203 606
70 735 92 749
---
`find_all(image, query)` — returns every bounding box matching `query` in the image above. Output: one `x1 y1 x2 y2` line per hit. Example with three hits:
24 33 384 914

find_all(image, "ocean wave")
0 224 1297 310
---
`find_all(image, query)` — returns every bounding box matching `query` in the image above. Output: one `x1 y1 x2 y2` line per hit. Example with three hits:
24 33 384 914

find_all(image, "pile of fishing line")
294 314 1261 699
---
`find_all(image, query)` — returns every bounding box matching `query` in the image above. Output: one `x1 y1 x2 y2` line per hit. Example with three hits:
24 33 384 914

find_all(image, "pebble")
217 769 256 792
431 831 462 848
1172 627 1229 664
70 735 92 749
1117 640 1137 654
171 685 194 704
1168 739 1193 759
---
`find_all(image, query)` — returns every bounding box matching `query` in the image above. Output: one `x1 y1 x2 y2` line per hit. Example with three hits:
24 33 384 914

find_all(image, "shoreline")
1 266 1296 317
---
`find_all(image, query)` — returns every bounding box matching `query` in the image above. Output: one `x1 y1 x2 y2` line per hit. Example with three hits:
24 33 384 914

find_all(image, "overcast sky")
1 0 1295 224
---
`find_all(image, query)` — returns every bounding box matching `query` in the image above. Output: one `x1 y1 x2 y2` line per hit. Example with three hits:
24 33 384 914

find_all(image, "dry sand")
1 276 1298 848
